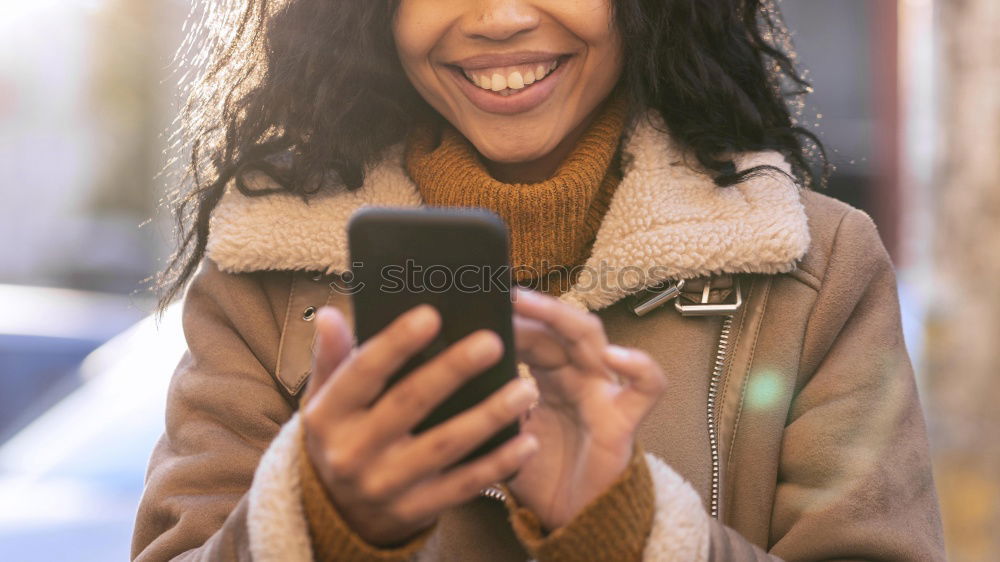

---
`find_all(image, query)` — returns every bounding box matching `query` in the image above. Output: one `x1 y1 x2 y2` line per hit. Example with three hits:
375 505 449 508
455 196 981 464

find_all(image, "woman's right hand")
301 304 540 547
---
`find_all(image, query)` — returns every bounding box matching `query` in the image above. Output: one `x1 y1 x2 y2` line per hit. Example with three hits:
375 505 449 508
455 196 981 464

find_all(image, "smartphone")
347 206 519 464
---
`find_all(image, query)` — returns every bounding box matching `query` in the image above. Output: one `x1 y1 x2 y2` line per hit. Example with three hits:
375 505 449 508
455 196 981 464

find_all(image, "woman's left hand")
507 287 667 531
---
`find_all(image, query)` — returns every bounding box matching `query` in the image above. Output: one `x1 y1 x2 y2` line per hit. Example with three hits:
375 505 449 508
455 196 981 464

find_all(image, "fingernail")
513 287 539 302
317 306 341 324
469 333 501 361
605 344 632 362
506 379 539 410
408 304 436 331
518 434 539 456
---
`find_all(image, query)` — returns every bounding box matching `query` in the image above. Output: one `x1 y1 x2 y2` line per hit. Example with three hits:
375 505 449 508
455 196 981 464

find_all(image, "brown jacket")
131 113 944 561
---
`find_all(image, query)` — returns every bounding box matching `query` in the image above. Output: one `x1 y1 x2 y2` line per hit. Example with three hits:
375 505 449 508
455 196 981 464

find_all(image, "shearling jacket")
130 112 945 561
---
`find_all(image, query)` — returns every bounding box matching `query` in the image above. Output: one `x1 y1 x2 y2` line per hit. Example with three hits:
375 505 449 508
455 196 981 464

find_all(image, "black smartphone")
347 206 519 463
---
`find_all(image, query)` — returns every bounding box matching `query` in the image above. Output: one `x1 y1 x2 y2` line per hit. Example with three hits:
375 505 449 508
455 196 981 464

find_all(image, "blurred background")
0 0 996 559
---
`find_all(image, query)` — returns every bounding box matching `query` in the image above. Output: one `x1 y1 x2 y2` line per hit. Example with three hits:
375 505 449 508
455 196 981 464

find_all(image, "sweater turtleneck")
403 88 629 296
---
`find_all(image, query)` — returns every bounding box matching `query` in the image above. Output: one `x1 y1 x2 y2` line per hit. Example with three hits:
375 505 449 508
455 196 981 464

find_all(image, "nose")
459 0 541 42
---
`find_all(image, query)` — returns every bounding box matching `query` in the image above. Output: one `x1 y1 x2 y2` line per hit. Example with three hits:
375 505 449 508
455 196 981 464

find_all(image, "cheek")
590 38 624 88
561 1 622 72
392 2 443 77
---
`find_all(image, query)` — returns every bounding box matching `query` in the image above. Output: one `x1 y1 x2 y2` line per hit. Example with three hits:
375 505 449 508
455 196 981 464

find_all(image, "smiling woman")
392 0 623 181
155 0 827 312
135 1 945 561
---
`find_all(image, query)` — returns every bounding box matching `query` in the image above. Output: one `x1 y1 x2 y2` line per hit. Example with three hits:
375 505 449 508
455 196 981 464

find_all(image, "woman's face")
393 0 623 167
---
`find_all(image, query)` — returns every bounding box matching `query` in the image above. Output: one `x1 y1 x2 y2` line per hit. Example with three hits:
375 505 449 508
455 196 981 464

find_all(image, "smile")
445 54 572 114
459 59 562 97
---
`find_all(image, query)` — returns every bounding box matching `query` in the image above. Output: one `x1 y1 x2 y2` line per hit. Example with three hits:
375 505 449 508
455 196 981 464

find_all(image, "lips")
450 51 567 70
444 53 572 114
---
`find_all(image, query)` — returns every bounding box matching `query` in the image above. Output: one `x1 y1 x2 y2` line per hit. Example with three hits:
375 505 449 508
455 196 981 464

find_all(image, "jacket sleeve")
130 258 297 561
703 209 945 561
588 208 944 562
131 258 433 561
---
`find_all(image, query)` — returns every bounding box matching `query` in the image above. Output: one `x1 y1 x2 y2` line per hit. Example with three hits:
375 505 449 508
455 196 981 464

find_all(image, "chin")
466 134 559 165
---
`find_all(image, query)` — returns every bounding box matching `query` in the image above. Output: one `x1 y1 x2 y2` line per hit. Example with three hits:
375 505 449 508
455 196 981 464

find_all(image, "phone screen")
347 206 519 463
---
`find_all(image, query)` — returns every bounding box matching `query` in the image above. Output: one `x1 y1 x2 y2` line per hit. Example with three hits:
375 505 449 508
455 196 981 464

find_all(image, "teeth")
462 59 560 93
490 73 507 91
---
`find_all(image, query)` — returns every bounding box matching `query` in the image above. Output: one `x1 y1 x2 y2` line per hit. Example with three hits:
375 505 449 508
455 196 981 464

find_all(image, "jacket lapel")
206 110 810 311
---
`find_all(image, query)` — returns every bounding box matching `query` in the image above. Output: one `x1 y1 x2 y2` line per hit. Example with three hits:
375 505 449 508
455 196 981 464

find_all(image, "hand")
508 287 666 531
301 304 540 546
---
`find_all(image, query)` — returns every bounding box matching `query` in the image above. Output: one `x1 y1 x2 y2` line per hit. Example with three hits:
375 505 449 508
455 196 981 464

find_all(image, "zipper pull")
630 279 686 317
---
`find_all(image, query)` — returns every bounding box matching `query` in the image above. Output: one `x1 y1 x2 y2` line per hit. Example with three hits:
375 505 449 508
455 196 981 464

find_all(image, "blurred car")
0 284 146 441
0 301 184 561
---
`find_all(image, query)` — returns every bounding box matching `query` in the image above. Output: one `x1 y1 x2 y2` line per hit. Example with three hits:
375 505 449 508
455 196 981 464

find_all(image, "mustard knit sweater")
298 89 655 561
404 88 629 296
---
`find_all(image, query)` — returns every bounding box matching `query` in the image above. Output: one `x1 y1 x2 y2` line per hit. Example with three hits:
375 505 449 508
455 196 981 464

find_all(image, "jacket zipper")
706 314 734 519
481 485 507 502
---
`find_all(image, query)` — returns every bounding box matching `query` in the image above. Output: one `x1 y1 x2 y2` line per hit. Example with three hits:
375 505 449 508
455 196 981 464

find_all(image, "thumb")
303 306 353 404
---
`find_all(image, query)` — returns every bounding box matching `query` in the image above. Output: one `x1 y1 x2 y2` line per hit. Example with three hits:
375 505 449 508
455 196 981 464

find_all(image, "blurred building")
924 0 1000 558
0 0 183 295
0 0 184 444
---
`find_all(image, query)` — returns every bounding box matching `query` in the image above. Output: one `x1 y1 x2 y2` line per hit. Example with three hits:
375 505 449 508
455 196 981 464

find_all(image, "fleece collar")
206 110 810 311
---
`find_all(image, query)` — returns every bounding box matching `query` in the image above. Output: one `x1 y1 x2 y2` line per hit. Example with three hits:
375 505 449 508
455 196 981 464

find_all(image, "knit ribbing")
404 88 629 296
502 445 655 562
298 431 434 560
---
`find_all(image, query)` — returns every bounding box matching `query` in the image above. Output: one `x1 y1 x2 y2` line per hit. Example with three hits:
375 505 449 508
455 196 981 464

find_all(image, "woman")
133 0 945 560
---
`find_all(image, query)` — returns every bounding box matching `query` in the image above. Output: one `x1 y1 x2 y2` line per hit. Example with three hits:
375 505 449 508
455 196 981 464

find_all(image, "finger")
372 377 538 495
513 287 608 370
512 314 569 369
390 433 539 523
315 303 441 416
605 345 667 415
303 306 353 405
366 329 507 440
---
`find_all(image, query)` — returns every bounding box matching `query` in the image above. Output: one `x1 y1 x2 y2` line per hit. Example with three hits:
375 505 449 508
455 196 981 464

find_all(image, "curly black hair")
150 0 827 318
